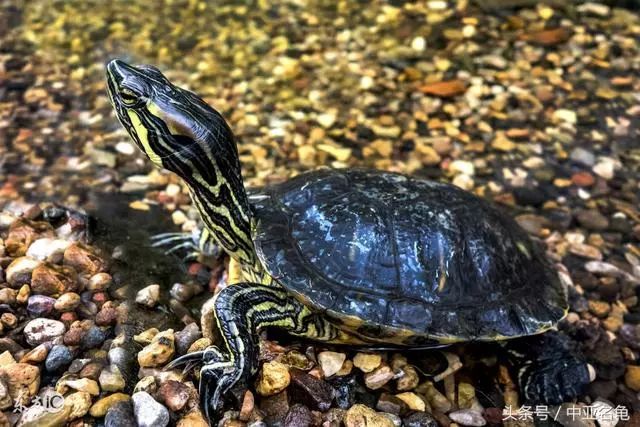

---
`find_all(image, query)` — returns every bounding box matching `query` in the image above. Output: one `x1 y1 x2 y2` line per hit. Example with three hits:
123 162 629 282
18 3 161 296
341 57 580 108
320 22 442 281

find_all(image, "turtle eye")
119 87 142 106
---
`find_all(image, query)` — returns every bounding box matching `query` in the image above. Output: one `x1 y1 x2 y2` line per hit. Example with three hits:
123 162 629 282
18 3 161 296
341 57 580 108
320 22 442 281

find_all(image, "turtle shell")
251 168 567 343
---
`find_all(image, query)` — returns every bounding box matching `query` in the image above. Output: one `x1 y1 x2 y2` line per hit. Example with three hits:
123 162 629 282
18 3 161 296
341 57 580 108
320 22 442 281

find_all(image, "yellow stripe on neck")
127 110 162 166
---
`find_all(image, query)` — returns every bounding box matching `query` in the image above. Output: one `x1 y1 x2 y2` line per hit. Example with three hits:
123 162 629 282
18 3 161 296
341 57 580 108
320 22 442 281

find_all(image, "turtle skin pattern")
252 168 567 343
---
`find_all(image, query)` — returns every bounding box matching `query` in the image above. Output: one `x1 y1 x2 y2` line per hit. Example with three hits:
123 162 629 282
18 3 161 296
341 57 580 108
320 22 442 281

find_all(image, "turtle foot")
508 332 593 404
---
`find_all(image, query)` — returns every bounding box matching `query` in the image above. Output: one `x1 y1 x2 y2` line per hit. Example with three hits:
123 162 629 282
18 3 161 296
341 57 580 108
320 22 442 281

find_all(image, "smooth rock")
318 351 346 377
284 403 313 427
449 409 486 426
344 404 394 427
396 392 426 412
24 318 66 346
289 369 334 411
256 361 290 396
136 284 160 307
364 365 394 390
64 391 92 420
26 238 70 263
132 391 170 427
89 393 131 417
105 400 136 427
99 364 126 392
353 353 382 373
138 329 175 367
158 379 190 411
403 411 439 427
27 295 56 316
45 345 73 372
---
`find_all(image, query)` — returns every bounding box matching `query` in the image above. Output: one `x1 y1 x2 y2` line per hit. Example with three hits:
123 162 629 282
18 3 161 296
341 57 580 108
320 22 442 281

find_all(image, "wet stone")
81 325 108 349
284 403 313 427
158 379 190 412
256 360 290 396
344 404 395 427
449 409 487 426
105 399 137 427
174 322 202 355
45 345 73 372
576 209 609 231
27 295 56 316
364 365 395 390
289 368 335 411
376 393 409 416
132 391 170 427
327 374 357 409
403 411 438 427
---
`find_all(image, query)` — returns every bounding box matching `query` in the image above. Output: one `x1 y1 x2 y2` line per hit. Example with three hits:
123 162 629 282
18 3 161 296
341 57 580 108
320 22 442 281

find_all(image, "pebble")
54 292 81 311
105 400 137 427
45 345 74 372
177 409 209 427
0 363 40 403
88 272 113 291
64 391 92 420
448 409 487 426
377 393 409 416
136 284 161 307
318 351 346 377
90 393 131 417
284 403 314 427
158 380 190 411
353 353 382 373
61 377 100 396
576 209 609 231
27 295 56 316
99 364 126 392
132 391 170 427
570 148 596 167
81 325 108 349
256 361 291 396
24 318 66 346
138 329 175 368
5 257 40 287
403 412 439 427
364 365 395 390
26 238 70 262
395 392 426 412
624 365 640 391
175 323 202 354
344 404 395 427
396 365 419 391
289 369 335 411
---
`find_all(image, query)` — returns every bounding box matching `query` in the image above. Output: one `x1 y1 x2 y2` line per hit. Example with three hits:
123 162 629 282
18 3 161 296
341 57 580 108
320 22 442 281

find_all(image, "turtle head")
105 59 237 173
106 59 257 267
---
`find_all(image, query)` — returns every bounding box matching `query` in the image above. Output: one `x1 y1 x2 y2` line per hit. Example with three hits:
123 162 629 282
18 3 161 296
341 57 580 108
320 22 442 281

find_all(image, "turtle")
105 59 592 422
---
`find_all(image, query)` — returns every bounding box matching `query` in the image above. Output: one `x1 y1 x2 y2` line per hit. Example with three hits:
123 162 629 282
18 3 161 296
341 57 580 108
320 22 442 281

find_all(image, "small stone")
45 345 73 372
239 390 254 421
81 325 108 349
136 284 160 307
521 27 570 46
105 400 137 427
284 403 313 427
396 392 426 411
555 403 596 427
576 210 609 231
177 409 209 427
62 378 100 396
416 381 451 412
364 365 394 390
591 400 618 427
317 111 337 128
318 351 346 378
134 376 157 394
134 328 159 345
625 365 640 391
24 318 66 346
54 292 81 311
175 323 202 355
593 161 615 180
403 412 438 427
396 365 419 391
0 363 40 403
158 380 190 411
90 393 131 417
419 80 466 98
138 329 175 368
6 257 40 287
260 390 290 425
88 272 113 291
289 369 335 411
100 364 126 392
570 148 596 167
26 238 70 263
132 391 170 427
0 376 11 410
376 393 409 416
353 353 382 373
63 243 105 276
256 361 290 396
457 382 476 409
553 109 577 124
344 404 395 427
448 409 486 426
27 295 56 316
31 263 77 296
64 391 92 420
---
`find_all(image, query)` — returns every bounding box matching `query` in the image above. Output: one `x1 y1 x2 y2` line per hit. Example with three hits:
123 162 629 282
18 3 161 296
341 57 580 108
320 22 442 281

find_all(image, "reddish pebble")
572 171 595 187
60 312 77 324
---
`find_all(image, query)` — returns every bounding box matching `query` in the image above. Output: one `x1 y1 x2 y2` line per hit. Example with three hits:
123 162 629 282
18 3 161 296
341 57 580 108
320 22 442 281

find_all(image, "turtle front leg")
168 283 353 422
151 226 220 262
503 331 594 404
